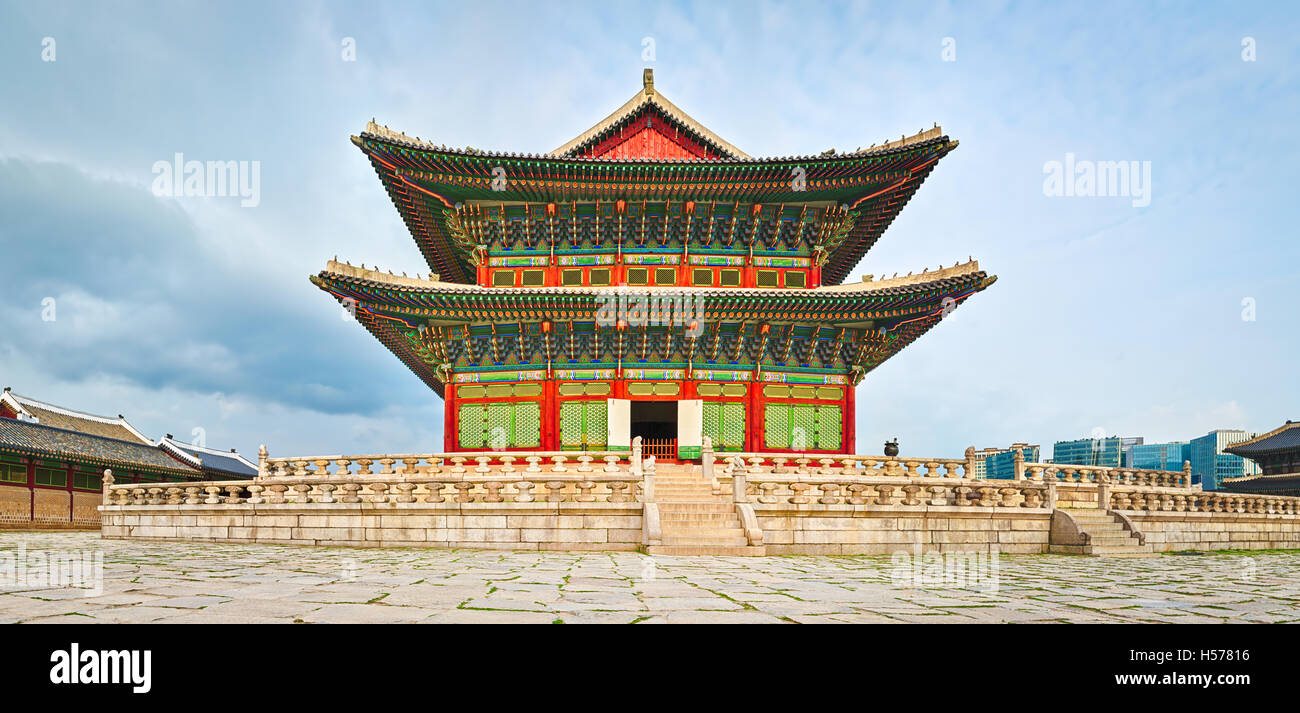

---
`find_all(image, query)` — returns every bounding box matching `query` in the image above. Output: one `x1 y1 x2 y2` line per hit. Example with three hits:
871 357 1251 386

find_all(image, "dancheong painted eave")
309 260 995 399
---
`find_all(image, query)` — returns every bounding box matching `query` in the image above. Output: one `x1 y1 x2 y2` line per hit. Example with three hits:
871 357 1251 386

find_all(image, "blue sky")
1 1 1297 459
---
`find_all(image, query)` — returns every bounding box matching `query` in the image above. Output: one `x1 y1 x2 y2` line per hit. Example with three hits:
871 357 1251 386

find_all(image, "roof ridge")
9 392 127 425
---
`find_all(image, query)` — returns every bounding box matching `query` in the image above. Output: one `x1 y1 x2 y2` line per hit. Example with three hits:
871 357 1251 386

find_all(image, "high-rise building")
1191 430 1260 490
1126 441 1189 472
1053 437 1139 468
978 443 1040 479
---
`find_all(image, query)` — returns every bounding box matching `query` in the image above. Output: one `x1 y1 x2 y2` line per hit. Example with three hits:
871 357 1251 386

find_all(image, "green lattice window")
0 458 27 484
73 468 101 491
458 401 540 449
35 463 66 487
559 401 607 450
764 403 842 451
703 401 746 451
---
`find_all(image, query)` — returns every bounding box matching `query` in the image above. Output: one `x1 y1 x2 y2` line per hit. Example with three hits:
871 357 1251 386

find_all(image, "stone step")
661 538 750 548
657 531 750 542
1089 534 1140 545
1070 513 1119 521
657 503 735 513
659 526 746 537
660 512 740 523
646 545 766 556
1079 523 1126 533
1049 543 1154 557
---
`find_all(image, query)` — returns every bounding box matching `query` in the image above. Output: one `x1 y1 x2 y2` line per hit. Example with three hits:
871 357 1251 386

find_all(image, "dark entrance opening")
631 401 677 460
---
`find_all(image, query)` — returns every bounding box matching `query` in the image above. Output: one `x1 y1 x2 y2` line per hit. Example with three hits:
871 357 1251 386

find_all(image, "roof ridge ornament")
643 68 655 96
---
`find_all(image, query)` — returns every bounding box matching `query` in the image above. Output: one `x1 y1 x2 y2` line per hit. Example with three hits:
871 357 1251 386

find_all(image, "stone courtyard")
1 531 1298 624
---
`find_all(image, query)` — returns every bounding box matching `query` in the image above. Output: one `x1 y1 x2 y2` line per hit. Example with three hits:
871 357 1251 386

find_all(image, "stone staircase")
645 465 765 556
1049 509 1154 557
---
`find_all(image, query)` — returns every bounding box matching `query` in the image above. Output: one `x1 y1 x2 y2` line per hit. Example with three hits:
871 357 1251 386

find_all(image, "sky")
0 0 1297 460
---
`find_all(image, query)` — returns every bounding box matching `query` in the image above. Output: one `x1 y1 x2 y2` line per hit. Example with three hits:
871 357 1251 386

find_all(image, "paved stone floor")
2 531 1299 623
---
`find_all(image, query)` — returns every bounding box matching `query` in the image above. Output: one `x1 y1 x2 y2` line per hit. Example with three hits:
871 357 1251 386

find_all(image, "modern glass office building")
1191 430 1260 490
1052 437 1137 467
980 444 1040 479
1126 442 1189 472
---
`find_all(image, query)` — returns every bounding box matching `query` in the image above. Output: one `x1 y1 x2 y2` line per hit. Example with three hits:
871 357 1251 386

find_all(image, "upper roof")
1224 421 1300 458
352 71 958 285
157 436 258 478
0 417 202 478
0 388 152 444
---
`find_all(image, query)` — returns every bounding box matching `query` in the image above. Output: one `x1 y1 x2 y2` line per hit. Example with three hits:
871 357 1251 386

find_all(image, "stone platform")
3 531 1299 624
96 445 1300 556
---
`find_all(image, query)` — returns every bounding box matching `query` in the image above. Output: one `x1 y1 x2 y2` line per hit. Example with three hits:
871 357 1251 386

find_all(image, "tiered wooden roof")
354 70 957 285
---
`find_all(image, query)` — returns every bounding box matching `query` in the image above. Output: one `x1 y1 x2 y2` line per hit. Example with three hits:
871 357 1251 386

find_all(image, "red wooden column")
443 383 457 452
25 457 34 525
747 377 763 452
65 460 73 524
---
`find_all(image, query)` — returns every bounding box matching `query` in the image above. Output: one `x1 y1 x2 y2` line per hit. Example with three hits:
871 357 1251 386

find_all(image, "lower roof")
310 260 995 398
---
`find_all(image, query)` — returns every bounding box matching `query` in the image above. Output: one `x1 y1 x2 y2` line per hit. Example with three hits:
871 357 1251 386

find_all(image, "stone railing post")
101 468 114 505
1045 472 1059 510
701 436 715 480
257 444 268 479
1183 460 1194 489
642 454 656 503
964 446 978 479
731 456 748 504
1013 448 1025 480
631 436 643 477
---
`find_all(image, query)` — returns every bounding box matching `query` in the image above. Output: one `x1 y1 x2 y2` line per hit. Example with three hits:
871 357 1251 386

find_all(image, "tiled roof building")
0 388 253 527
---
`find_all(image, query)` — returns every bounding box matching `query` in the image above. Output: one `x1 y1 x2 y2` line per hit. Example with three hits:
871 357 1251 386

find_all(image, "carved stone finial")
643 68 654 95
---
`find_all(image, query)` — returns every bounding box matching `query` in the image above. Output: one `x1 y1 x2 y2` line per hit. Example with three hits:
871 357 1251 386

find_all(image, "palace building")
1222 421 1300 496
0 388 249 527
313 70 995 459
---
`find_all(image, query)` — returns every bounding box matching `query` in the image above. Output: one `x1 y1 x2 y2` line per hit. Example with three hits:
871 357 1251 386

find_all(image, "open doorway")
631 401 677 460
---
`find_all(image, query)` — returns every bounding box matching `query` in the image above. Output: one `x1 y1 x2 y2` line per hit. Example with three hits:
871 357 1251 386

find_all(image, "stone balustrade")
711 452 1194 491
1107 489 1300 515
105 450 641 508
106 474 639 507
259 451 631 481
734 475 1048 508
719 456 1048 508
728 452 973 478
1026 463 1194 489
